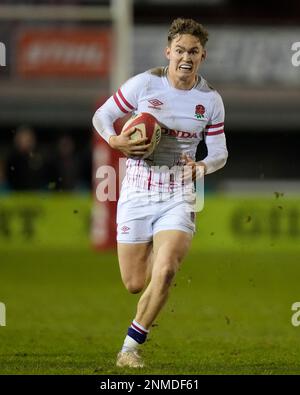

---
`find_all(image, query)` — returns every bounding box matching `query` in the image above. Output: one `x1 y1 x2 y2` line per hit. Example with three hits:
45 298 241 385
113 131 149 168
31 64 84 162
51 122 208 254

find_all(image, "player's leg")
132 200 195 330
116 187 155 293
116 189 158 366
117 242 153 294
116 241 154 368
134 229 192 329
117 199 195 368
117 230 191 368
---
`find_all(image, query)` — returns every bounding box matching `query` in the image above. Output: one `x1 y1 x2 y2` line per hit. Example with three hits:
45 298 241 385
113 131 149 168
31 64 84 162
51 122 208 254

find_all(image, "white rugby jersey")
93 66 228 192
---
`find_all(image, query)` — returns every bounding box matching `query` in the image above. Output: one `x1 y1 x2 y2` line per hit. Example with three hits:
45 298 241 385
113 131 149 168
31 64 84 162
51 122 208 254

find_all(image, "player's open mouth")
179 64 193 71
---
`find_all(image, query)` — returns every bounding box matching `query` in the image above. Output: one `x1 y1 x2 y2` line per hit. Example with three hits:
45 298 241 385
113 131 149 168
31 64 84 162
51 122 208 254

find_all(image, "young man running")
93 18 228 368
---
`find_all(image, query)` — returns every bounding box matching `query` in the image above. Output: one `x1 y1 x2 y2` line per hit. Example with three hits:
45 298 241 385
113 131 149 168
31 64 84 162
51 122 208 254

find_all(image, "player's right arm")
92 73 151 157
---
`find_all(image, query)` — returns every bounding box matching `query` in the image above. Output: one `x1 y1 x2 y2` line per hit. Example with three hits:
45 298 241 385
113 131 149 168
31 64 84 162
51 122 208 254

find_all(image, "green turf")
1 248 300 374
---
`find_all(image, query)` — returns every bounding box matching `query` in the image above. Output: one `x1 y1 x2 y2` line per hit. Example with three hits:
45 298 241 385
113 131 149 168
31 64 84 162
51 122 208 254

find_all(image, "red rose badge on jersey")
195 104 205 119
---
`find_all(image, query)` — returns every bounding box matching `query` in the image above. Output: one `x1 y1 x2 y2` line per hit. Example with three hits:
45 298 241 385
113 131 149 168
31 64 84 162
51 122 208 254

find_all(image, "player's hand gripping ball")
121 112 161 159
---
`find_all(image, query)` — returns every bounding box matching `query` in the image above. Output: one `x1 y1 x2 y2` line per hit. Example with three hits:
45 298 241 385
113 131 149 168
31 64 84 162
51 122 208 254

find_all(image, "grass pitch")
1 248 300 375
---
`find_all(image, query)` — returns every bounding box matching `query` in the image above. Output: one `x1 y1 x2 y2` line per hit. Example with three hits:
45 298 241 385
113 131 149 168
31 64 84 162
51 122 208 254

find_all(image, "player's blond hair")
167 18 209 47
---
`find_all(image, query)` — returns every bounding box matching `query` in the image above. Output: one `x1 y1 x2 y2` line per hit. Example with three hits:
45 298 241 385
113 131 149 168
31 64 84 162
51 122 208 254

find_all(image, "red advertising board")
17 29 111 77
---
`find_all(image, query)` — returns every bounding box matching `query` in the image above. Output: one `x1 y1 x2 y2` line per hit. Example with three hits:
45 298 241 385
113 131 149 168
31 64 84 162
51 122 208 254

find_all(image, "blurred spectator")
79 139 92 190
5 126 45 190
47 135 79 191
0 159 8 193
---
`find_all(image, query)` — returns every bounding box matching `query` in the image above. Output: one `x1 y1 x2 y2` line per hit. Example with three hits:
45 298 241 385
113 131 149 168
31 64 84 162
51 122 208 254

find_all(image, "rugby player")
93 18 228 368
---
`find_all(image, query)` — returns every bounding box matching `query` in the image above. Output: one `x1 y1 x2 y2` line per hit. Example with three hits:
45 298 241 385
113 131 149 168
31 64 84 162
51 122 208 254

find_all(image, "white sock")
121 335 140 353
121 320 150 353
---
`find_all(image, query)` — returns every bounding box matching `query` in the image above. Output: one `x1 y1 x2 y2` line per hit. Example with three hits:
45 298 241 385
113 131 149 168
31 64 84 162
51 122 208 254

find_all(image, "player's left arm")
182 93 228 181
200 92 228 175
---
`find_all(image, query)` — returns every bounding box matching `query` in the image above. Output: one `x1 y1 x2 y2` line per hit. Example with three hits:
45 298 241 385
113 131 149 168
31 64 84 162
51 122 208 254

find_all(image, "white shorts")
117 187 196 243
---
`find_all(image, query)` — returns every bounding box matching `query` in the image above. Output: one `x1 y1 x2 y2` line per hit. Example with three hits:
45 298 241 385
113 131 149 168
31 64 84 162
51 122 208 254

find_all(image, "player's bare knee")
124 279 144 294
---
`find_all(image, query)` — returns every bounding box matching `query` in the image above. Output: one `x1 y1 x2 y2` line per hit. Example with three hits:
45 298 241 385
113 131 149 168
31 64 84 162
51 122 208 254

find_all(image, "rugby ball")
121 112 161 158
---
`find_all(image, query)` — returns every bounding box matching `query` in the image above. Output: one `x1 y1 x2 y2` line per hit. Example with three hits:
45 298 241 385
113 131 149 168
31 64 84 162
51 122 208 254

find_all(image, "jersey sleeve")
201 93 228 174
92 72 147 144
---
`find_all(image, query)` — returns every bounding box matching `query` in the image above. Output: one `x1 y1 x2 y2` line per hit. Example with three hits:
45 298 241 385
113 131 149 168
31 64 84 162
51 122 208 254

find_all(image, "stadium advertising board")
0 194 299 252
16 29 111 77
134 26 300 86
0 194 91 249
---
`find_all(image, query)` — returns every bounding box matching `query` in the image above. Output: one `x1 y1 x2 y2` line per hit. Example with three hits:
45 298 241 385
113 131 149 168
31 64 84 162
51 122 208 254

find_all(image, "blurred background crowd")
0 126 91 192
